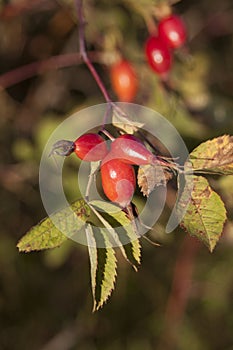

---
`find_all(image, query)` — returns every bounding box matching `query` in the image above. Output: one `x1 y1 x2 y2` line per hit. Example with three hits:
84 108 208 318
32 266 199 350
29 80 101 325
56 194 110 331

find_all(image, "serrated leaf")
86 224 117 311
138 164 173 196
179 176 227 252
89 200 141 270
112 105 144 134
121 239 141 271
86 224 98 301
189 135 233 175
17 199 90 252
166 165 194 233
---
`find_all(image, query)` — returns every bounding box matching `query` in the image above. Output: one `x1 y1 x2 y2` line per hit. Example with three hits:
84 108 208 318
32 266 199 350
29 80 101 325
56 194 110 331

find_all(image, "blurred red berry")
110 60 138 102
145 36 172 74
158 15 187 49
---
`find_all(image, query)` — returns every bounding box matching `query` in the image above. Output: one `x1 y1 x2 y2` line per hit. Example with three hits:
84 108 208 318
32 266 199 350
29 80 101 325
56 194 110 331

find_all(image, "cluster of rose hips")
51 132 158 208
145 14 187 75
109 14 186 101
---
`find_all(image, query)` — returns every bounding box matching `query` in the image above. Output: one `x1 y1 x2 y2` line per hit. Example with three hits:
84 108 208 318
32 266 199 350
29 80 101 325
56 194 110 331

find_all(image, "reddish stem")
0 1 114 104
75 0 111 103
0 53 82 90
0 52 105 90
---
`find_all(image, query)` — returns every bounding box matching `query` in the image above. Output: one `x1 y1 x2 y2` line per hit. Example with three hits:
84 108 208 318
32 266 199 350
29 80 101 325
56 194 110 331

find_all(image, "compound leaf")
89 200 141 270
17 199 90 252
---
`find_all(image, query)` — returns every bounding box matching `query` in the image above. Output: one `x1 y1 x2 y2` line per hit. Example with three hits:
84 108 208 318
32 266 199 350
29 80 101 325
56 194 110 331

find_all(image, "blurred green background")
0 0 233 349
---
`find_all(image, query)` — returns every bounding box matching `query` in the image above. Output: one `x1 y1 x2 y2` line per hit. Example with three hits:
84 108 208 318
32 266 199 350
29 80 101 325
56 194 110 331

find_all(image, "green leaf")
86 224 117 311
89 200 141 270
121 239 141 271
179 176 227 252
17 199 90 252
86 224 98 302
189 135 233 175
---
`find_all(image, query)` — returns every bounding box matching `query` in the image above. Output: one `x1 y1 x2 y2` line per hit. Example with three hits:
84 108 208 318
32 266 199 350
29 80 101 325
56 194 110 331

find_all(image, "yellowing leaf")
138 164 173 196
17 199 90 252
86 224 98 302
190 135 233 175
86 224 117 311
89 200 141 270
180 176 227 252
121 239 141 271
112 105 144 134
166 165 194 233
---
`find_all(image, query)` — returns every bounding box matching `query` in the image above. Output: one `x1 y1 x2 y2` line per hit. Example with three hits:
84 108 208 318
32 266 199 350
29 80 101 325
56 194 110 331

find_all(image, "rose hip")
101 158 136 207
108 134 156 165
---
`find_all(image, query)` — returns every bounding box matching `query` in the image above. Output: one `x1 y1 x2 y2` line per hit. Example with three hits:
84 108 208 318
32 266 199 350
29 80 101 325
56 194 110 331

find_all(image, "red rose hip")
74 133 108 161
158 15 187 49
145 36 172 74
50 133 108 161
109 134 156 165
101 158 136 207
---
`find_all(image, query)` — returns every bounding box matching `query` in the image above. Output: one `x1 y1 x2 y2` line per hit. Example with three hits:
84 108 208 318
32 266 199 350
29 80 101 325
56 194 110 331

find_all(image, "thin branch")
101 103 113 130
84 163 100 203
75 0 111 103
76 0 87 60
0 54 81 90
0 52 104 90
